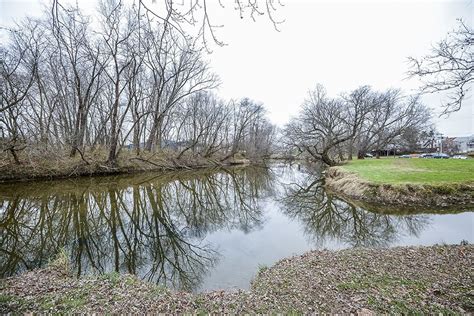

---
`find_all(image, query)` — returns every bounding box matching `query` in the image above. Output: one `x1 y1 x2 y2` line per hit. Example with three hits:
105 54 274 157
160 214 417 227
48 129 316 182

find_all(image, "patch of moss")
0 294 29 313
337 275 427 292
152 284 168 294
99 271 121 285
39 297 57 311
48 248 71 275
257 264 269 275
0 294 13 304
430 185 456 194
58 293 88 312
36 285 90 313
284 308 303 315
124 275 139 286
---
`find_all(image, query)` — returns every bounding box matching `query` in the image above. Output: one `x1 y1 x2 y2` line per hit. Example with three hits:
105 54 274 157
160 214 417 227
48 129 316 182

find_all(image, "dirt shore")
325 167 474 208
1 244 472 314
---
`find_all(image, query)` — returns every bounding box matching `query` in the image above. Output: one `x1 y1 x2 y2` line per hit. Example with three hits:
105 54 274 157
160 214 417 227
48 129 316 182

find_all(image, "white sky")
1 0 473 136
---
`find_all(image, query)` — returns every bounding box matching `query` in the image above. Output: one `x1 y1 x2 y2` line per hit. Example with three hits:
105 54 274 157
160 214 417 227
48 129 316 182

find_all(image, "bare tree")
169 93 274 160
0 0 275 170
283 85 432 165
342 86 380 160
96 0 143 166
0 20 41 163
141 20 219 151
0 35 38 113
50 3 106 157
283 85 354 166
356 92 431 158
223 98 267 160
175 92 225 159
135 0 284 51
408 20 473 115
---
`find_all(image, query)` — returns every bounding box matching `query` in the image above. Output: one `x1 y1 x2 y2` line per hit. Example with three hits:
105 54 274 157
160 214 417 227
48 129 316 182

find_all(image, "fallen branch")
129 157 176 170
75 147 90 165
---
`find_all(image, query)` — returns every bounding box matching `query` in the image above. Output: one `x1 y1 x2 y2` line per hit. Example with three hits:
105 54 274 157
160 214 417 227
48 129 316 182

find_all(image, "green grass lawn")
341 157 474 185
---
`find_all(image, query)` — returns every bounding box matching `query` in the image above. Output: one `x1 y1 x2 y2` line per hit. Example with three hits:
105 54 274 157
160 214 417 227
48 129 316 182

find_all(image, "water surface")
0 163 472 292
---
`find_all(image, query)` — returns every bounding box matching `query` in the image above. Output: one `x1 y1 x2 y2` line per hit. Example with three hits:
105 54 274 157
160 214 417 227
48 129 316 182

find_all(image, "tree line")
0 0 275 166
2 1 469 169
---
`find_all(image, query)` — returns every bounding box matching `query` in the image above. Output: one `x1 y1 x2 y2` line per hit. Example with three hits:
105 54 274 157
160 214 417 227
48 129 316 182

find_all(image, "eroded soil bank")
325 167 474 208
1 244 472 314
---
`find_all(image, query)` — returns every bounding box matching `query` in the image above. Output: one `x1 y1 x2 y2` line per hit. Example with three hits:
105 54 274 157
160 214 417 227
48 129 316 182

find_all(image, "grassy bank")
325 158 474 207
1 244 472 314
341 158 474 185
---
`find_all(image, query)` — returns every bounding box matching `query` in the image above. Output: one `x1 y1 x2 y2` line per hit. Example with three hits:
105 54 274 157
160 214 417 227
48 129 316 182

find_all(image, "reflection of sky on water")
393 213 473 247
200 199 473 291
0 163 472 292
199 163 474 291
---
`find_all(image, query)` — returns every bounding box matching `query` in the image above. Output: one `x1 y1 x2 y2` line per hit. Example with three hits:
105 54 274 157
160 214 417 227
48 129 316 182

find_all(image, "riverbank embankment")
0 149 253 183
325 158 474 207
1 244 472 314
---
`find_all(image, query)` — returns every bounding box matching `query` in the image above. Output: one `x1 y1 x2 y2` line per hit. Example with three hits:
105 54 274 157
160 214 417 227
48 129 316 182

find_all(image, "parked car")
420 153 434 158
432 153 450 159
365 153 373 158
399 154 411 158
452 155 468 159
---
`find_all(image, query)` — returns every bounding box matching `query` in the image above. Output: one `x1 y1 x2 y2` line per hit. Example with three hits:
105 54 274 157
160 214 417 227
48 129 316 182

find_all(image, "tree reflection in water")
279 164 430 248
0 163 452 291
0 166 273 291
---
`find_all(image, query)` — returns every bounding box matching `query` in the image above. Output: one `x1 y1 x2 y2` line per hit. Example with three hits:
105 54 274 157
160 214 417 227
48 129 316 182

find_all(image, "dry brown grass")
0 146 232 182
325 167 369 197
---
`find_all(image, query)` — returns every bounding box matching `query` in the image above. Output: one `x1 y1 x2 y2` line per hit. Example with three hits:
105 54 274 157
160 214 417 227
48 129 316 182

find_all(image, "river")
0 162 472 292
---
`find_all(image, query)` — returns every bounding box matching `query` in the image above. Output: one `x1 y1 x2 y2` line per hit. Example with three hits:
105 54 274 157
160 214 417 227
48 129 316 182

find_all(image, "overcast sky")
1 0 473 136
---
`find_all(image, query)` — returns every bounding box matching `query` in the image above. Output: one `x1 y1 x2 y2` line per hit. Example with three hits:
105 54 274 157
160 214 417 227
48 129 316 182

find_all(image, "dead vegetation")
0 146 251 183
1 244 472 314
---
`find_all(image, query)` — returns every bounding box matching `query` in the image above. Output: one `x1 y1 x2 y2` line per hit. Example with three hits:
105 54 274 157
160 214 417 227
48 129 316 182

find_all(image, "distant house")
453 135 474 153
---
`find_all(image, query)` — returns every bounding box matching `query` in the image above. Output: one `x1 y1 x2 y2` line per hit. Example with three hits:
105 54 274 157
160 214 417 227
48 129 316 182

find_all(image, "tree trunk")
348 139 354 160
107 78 121 166
107 139 118 166
133 114 140 156
9 147 20 165
145 115 163 151
70 102 88 157
321 150 337 166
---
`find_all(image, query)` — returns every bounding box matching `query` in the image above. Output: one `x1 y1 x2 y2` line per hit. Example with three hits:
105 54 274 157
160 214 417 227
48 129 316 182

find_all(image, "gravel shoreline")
1 244 472 314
